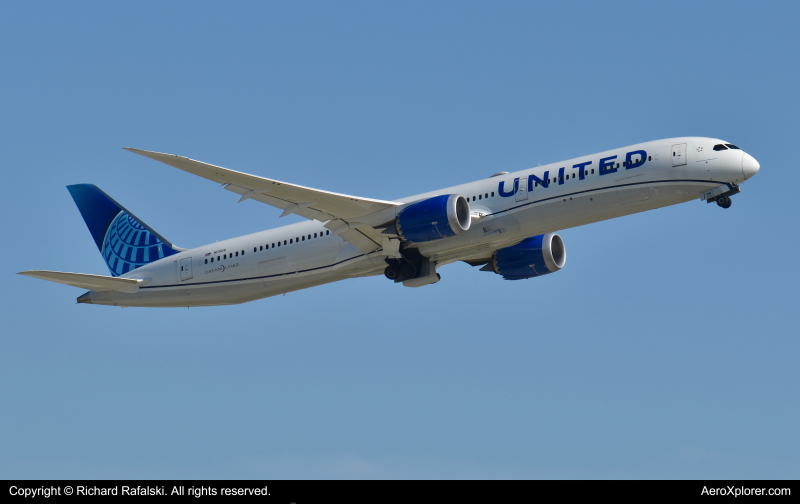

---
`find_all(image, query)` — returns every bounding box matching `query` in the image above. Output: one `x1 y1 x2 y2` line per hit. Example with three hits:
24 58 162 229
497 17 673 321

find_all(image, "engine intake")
489 233 566 280
395 194 470 243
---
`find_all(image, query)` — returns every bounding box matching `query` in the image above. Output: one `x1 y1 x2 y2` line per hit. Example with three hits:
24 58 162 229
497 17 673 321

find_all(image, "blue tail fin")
67 184 181 276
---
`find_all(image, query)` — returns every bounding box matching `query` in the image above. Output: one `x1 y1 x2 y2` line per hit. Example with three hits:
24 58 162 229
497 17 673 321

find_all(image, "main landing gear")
716 195 732 209
384 247 424 282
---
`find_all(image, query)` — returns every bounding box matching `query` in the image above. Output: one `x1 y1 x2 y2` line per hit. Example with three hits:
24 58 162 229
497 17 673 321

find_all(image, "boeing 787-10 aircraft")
19 137 759 307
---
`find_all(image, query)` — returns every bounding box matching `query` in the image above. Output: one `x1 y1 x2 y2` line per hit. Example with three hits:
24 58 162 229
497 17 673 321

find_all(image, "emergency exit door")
672 143 687 166
180 257 193 281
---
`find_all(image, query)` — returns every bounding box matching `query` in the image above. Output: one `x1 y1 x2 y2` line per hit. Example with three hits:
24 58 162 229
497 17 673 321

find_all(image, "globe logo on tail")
102 211 175 277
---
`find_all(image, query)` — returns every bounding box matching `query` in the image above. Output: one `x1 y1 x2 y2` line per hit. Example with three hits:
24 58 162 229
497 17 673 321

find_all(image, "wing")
124 148 398 222
124 148 400 253
18 270 148 293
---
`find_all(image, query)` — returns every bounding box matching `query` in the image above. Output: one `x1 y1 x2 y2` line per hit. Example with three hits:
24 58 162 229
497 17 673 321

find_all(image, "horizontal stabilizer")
17 270 148 293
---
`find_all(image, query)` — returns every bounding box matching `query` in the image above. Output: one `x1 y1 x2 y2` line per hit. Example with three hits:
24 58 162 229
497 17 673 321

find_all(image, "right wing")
124 148 399 223
124 148 401 253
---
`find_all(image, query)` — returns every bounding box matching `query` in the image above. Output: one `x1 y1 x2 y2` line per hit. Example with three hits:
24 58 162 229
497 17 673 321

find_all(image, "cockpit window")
713 144 728 151
725 144 740 150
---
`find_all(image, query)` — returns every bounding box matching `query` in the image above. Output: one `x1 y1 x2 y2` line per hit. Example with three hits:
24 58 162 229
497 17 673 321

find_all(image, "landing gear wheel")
384 265 400 281
717 195 732 209
399 263 416 279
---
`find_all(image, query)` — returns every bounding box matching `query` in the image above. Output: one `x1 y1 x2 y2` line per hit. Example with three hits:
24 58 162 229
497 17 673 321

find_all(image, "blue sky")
1 1 798 478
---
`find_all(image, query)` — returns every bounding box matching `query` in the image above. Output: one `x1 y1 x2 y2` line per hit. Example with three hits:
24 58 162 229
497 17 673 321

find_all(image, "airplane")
18 137 759 307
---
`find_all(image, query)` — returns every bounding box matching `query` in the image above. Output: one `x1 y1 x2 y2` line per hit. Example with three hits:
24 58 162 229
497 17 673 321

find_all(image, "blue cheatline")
66 184 180 277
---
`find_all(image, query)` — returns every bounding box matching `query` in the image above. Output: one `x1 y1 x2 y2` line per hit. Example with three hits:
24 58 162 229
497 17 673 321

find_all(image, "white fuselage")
80 137 756 307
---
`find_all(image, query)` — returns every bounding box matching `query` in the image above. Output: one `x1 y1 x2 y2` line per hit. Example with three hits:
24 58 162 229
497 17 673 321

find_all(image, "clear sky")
1 1 798 478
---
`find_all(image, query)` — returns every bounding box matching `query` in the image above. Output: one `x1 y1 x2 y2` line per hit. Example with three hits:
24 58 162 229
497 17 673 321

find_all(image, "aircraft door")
179 257 193 281
515 176 528 202
672 143 687 166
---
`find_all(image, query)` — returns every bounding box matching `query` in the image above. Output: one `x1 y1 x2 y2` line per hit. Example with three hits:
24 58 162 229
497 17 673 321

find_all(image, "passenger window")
284 240 287 245
302 236 305 241
478 194 482 200
572 173 575 179
314 233 317 238
290 239 293 244
205 259 208 264
485 193 488 198
472 196 476 201
713 144 728 151
591 169 594 174
272 243 275 248
235 251 238 257
491 192 495 197
725 144 740 149
534 182 538 187
326 230 330 235
217 256 220 261
648 156 651 161
242 250 244 255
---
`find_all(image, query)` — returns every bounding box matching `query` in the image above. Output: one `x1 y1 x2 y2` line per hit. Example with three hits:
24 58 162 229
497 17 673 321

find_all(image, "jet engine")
486 233 566 280
395 194 471 243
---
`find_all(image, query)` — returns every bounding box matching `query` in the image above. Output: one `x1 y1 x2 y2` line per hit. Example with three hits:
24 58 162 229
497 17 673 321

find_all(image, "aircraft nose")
742 152 760 180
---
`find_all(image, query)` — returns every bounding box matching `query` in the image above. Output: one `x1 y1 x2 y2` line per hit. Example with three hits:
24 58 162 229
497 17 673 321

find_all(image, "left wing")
125 148 400 253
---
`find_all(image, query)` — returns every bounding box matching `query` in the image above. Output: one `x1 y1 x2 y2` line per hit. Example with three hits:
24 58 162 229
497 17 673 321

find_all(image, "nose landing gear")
702 183 739 209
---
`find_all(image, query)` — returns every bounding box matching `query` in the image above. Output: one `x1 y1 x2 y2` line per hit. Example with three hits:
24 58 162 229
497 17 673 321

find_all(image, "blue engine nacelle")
395 194 471 243
489 233 566 280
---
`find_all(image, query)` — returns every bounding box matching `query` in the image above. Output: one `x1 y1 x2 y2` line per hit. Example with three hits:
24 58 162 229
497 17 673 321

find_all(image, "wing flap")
18 270 147 293
338 228 381 254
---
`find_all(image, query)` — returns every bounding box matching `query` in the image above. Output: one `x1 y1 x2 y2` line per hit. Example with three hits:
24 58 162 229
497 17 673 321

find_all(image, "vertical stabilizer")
66 184 181 276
